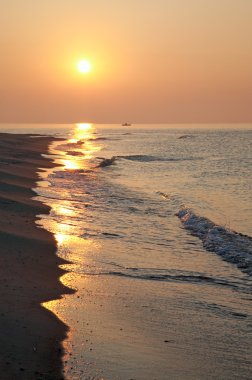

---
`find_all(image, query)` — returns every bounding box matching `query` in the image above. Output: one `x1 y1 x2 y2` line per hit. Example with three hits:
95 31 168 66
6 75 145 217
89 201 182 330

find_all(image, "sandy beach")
1 128 251 380
0 133 73 379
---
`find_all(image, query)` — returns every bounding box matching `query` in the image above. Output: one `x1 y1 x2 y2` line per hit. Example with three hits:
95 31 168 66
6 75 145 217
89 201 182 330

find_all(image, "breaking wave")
177 208 252 276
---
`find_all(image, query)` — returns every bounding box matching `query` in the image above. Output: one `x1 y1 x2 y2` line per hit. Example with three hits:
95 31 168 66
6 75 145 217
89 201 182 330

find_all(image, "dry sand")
0 133 73 379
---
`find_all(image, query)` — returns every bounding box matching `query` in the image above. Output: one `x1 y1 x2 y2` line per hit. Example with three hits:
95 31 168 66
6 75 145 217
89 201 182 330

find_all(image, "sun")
77 60 92 74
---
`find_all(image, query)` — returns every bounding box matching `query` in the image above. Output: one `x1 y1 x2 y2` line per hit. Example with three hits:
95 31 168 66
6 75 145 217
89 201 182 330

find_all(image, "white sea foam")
177 208 252 276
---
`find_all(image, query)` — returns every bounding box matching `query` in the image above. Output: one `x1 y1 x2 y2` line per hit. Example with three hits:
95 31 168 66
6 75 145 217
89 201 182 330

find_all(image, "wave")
111 271 238 287
177 208 252 276
156 191 175 200
178 134 194 139
66 151 84 156
78 265 250 292
118 154 201 162
96 156 116 168
56 141 84 151
49 169 91 178
88 137 108 141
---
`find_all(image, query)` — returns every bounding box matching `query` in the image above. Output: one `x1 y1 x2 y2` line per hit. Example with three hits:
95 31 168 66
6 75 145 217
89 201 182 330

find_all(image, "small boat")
122 122 131 126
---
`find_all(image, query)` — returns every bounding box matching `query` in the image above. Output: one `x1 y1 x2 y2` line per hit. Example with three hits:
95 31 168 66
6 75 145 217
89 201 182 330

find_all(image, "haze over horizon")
0 0 251 123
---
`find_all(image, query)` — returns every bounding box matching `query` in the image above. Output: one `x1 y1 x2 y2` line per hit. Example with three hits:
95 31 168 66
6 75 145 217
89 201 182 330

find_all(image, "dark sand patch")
0 133 73 379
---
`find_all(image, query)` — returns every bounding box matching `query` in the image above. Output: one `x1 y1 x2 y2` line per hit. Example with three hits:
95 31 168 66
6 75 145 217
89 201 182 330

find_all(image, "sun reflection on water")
38 122 103 376
57 123 101 171
74 122 93 140
42 122 102 251
55 205 75 217
55 232 71 246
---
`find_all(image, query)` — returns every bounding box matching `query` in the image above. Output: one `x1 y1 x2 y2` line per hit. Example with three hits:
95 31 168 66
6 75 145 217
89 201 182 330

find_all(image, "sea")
1 123 252 380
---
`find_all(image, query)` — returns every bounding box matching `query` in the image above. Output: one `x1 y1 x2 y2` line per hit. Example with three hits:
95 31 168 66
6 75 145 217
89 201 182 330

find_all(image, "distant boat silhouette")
122 122 131 126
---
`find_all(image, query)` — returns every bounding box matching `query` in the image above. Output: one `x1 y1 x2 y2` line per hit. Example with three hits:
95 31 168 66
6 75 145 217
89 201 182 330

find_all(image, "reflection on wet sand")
39 123 102 365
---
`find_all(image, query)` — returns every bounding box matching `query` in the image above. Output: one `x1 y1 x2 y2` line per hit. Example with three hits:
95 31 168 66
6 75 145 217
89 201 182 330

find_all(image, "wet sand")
49 269 252 380
0 133 73 379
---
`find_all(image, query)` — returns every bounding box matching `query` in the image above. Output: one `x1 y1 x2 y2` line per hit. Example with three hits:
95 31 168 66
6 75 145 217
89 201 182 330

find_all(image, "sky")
0 0 251 123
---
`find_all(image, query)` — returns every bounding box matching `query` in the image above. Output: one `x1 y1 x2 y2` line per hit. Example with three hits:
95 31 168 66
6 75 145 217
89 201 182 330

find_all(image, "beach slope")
0 133 72 379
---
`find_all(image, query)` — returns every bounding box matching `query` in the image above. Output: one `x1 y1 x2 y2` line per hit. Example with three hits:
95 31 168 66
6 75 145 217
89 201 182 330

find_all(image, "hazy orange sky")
0 0 251 123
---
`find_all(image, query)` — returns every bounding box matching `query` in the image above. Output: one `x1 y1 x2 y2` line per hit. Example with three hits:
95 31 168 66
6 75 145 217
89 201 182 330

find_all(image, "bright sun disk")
77 60 92 74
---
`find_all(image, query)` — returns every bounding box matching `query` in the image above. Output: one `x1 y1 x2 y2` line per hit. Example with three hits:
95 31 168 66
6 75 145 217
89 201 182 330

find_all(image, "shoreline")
0 133 73 379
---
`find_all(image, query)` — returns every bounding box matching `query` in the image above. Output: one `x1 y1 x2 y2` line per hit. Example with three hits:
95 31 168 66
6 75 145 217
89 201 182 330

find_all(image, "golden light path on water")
40 121 101 254
61 123 101 169
40 123 103 377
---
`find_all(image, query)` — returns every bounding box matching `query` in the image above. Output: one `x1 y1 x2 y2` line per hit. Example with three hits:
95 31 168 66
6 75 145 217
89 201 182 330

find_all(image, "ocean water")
1 123 252 379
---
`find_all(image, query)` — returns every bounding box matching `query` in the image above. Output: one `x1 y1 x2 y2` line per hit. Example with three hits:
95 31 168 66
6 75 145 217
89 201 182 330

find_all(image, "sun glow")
74 123 93 140
76 123 92 132
77 60 92 74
